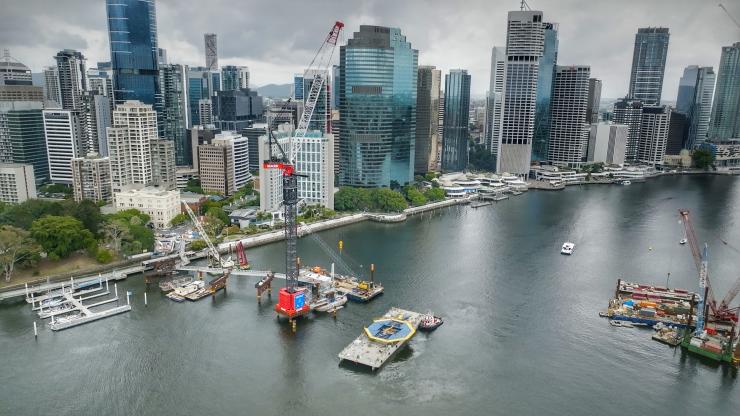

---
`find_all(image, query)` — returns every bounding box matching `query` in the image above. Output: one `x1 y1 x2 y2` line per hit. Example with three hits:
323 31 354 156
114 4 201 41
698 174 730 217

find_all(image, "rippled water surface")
1 175 738 415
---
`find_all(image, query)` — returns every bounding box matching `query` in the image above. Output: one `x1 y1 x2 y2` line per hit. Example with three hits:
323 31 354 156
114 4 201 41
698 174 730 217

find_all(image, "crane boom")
719 3 740 29
183 202 222 266
679 209 710 334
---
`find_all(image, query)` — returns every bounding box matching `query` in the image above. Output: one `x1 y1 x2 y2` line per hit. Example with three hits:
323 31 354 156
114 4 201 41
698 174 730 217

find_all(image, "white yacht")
621 180 632 185
561 242 575 255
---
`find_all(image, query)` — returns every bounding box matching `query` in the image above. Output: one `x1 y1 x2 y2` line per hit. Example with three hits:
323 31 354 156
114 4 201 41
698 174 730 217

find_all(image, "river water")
1 175 738 415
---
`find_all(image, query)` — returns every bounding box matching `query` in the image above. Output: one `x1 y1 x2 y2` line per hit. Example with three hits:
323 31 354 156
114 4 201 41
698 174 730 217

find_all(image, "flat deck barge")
338 307 421 371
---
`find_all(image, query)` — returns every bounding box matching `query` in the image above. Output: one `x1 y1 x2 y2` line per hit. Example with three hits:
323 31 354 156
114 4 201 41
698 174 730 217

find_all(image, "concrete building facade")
71 153 112 202
0 163 36 203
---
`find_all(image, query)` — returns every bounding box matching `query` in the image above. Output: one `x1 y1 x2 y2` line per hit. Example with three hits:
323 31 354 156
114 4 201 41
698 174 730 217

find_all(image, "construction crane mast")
263 21 344 322
679 209 709 335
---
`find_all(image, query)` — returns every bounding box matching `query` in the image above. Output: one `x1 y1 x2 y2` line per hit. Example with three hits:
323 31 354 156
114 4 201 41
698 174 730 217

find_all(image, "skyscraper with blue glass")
442 69 471 172
106 0 159 106
531 22 558 162
338 25 418 188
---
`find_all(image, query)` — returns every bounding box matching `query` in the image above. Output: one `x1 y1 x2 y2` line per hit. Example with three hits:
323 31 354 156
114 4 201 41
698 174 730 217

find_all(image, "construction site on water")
601 209 740 368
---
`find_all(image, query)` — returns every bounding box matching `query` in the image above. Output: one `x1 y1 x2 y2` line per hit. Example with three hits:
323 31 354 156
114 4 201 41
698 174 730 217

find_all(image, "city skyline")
1 0 737 100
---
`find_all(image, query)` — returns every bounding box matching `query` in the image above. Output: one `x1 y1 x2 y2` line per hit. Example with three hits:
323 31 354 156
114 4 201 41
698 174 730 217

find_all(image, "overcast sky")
2 0 738 100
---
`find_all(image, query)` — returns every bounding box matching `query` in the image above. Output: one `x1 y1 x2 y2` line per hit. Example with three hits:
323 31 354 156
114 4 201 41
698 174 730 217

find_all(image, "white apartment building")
107 101 156 192
43 109 83 184
0 163 36 203
548 65 591 168
485 47 506 161
259 126 334 212
114 187 181 229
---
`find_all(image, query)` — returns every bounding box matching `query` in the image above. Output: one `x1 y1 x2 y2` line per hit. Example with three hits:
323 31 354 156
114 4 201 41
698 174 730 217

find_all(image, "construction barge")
338 307 422 371
604 279 697 328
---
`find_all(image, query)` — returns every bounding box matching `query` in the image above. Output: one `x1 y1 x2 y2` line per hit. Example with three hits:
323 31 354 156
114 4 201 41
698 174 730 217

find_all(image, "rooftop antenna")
520 0 532 11
718 3 740 28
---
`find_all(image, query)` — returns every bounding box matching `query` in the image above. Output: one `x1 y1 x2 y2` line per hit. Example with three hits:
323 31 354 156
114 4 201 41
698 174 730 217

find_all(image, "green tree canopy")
424 187 445 202
468 141 496 171
62 199 104 235
30 216 95 259
334 187 372 211
370 188 409 212
406 188 428 206
170 213 189 226
692 149 714 170
0 225 39 282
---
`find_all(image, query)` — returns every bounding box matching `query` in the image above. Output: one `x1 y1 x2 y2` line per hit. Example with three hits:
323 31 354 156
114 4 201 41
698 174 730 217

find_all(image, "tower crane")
263 21 344 323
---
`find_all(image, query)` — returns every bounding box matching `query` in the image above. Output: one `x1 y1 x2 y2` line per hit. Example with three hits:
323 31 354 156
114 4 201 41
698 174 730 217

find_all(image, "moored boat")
418 313 443 331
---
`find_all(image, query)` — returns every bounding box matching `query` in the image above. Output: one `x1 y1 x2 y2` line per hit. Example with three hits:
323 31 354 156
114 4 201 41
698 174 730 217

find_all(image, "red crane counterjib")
263 161 294 176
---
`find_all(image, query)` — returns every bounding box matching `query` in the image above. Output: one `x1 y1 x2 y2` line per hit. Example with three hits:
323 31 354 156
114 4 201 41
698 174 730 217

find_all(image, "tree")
170 213 189 226
370 188 408 212
203 211 225 238
0 226 39 282
406 188 428 206
414 175 425 183
468 141 496 171
189 239 207 251
692 149 714 170
104 219 130 255
30 216 95 259
0 199 63 230
62 199 104 235
334 187 372 211
424 187 445 202
424 172 437 181
185 179 204 194
205 206 229 224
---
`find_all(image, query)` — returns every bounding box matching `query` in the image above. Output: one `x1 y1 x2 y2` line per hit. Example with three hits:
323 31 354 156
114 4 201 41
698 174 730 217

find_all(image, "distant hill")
255 83 292 98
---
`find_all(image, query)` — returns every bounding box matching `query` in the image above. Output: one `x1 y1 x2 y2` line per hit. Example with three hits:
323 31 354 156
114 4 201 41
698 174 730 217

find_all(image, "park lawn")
1 253 102 289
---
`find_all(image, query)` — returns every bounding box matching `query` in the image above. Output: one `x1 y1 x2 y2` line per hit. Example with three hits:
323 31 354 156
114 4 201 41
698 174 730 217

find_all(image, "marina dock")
30 283 132 331
338 307 422 371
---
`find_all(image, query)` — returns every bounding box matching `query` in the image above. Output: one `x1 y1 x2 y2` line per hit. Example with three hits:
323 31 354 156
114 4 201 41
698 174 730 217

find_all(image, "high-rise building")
676 66 715 149
547 65 591 168
197 131 250 196
484 47 506 162
587 122 628 165
107 101 157 191
43 109 84 184
54 49 87 111
441 69 471 172
187 125 220 169
151 139 176 190
83 92 112 156
612 98 644 163
0 101 48 183
241 125 265 172
42 66 61 108
665 112 688 156
71 153 112 202
708 42 740 141
0 163 36 203
301 70 331 134
0 50 32 86
204 33 218 71
532 22 559 162
436 92 445 171
498 10 545 175
587 78 602 124
106 0 159 105
415 66 441 173
294 74 304 100
259 126 333 210
157 64 190 165
637 106 671 166
198 99 213 126
222 65 249 91
338 25 418 187
628 28 669 105
211 89 263 131
187 67 221 126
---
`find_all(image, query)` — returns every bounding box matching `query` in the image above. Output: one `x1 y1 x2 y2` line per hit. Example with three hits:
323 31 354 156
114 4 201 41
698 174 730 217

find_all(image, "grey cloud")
1 0 738 100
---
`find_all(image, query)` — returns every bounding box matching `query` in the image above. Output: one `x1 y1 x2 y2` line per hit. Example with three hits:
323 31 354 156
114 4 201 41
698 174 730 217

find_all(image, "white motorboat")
561 242 575 255
621 180 632 185
173 280 205 297
313 291 348 312
679 238 687 245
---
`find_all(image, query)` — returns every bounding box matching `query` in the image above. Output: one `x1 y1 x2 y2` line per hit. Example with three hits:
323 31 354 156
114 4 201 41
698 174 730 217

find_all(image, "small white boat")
679 238 687 245
621 180 632 185
173 280 205 297
561 242 575 255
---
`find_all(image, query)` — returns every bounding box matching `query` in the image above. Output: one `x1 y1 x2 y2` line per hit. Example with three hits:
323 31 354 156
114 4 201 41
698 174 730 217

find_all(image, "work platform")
338 307 422 371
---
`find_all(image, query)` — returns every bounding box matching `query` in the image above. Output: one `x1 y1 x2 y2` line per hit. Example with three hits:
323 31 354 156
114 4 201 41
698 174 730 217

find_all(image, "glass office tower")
532 22 558 162
106 0 159 106
628 27 669 105
441 69 471 172
338 25 418 187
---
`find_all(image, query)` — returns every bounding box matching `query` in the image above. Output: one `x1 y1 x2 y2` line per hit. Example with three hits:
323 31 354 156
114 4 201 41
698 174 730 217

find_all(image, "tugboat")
418 312 443 331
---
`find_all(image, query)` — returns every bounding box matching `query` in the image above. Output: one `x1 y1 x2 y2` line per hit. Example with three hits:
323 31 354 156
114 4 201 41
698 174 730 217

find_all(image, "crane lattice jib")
289 21 343 164
720 277 740 309
679 209 711 334
183 203 220 264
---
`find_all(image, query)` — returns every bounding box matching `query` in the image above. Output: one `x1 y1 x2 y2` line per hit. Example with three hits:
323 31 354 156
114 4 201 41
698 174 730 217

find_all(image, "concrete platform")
338 307 422 371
